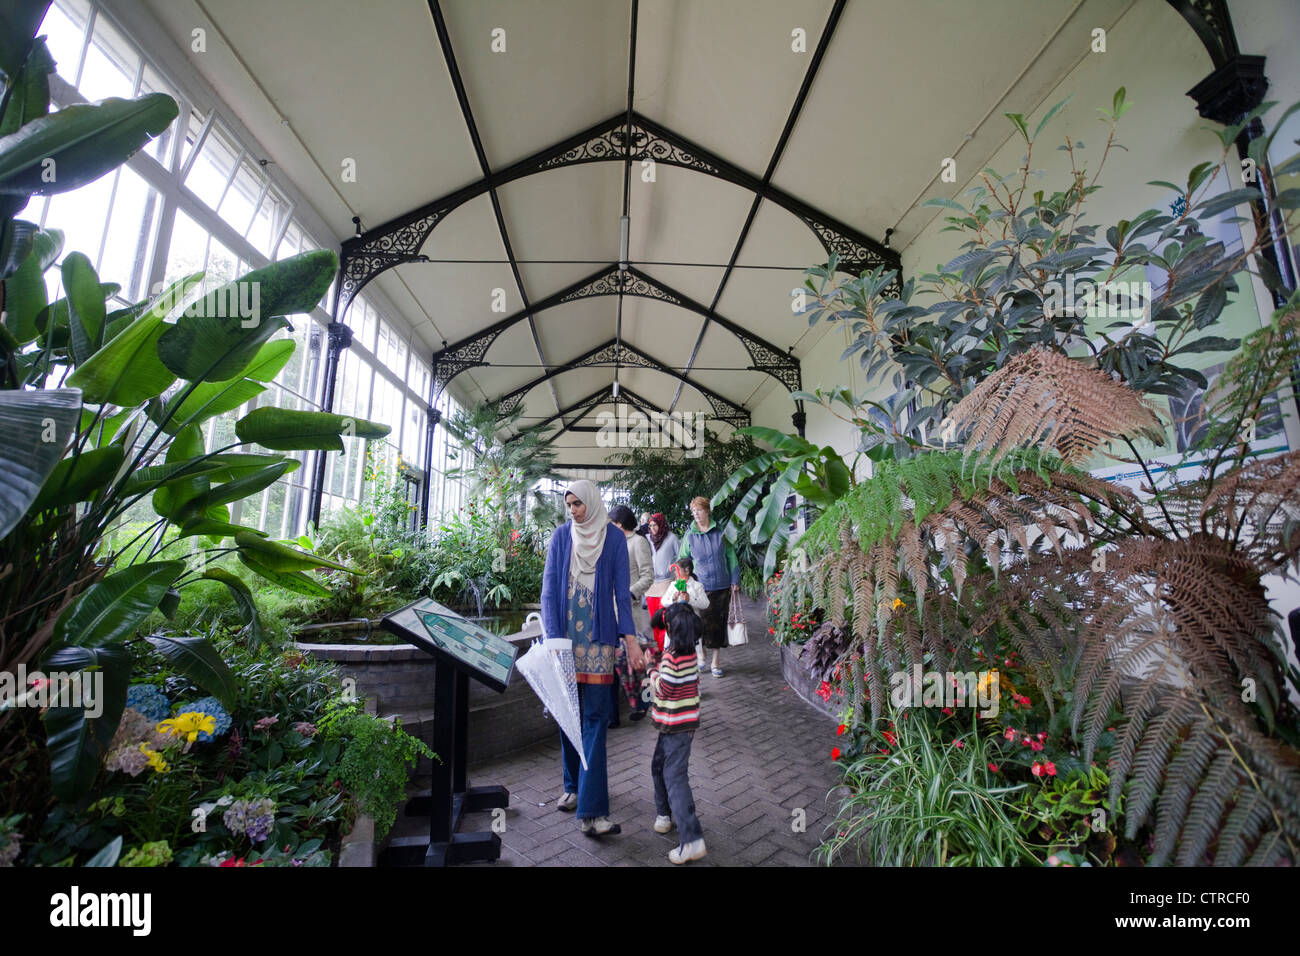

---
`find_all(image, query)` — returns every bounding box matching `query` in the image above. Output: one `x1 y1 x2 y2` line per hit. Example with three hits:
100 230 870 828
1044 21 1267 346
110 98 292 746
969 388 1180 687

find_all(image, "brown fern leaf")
941 346 1164 463
1197 449 1300 571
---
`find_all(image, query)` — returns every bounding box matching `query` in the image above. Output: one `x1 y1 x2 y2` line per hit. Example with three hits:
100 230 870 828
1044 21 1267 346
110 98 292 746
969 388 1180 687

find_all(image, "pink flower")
1003 727 1017 741
1030 740 1043 752
1032 762 1044 777
952 739 964 749
1042 761 1057 776
254 715 279 733
988 763 999 772
940 707 953 716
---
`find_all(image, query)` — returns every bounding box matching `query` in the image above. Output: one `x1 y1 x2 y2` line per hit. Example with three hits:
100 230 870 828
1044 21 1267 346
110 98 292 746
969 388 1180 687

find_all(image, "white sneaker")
668 838 707 864
556 791 577 812
653 815 674 834
580 816 622 837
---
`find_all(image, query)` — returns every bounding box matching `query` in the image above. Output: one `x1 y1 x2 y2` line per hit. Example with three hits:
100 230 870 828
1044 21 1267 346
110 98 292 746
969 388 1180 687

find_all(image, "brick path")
386 597 853 866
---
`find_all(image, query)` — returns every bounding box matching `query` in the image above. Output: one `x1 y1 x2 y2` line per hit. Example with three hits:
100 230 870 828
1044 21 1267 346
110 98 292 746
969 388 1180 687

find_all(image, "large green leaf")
66 273 201 406
156 378 265 433
144 633 237 710
156 251 336 382
201 567 264 647
63 252 105 366
0 387 80 538
235 405 390 451
29 444 124 512
233 529 351 572
177 460 298 519
0 36 53 136
1 226 60 342
151 425 209 521
237 551 331 597
239 338 295 382
121 452 288 496
0 93 178 196
84 836 123 868
41 642 130 803
0 2 52 79
52 560 184 647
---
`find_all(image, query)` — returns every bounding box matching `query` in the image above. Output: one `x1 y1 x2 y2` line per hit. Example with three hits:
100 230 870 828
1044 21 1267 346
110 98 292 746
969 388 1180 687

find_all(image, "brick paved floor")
385 597 854 867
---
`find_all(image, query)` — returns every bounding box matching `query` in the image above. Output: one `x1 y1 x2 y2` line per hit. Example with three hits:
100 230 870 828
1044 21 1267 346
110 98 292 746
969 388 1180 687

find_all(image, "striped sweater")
649 650 700 732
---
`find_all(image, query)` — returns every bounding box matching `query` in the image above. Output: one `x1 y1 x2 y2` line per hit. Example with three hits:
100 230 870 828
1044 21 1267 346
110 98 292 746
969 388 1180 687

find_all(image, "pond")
294 607 536 645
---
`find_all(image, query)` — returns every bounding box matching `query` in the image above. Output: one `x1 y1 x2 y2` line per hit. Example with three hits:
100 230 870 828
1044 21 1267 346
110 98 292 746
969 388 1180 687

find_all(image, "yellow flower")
140 744 169 774
976 670 1000 696
892 598 906 610
157 711 217 744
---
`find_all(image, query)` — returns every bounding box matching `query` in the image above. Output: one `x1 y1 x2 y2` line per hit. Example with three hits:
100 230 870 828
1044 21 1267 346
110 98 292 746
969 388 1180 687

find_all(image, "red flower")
952 739 964 749
815 681 832 702
768 627 775 634
1022 738 1031 746
1043 761 1057 776
1030 740 1043 752
830 747 841 761
941 707 953 716
1031 762 1044 777
836 724 847 736
988 762 999 772
882 730 897 746
1003 727 1016 741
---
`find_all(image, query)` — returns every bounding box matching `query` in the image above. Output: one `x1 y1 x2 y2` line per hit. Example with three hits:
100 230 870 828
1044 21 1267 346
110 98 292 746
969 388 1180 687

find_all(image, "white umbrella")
515 637 587 770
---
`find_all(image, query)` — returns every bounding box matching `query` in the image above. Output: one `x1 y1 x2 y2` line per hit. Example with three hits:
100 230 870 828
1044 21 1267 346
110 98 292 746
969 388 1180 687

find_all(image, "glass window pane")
80 12 139 101
246 184 287 256
139 66 177 163
185 122 240 212
40 0 92 86
42 167 116 280
218 157 263 235
98 166 160 301
164 209 209 285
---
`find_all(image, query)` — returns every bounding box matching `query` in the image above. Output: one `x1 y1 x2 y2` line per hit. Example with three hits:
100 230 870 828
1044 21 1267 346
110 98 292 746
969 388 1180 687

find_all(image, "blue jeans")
561 681 613 818
651 731 703 844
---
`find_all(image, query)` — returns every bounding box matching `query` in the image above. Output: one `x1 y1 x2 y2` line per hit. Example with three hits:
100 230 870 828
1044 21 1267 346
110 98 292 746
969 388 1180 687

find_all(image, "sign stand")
379 599 518 867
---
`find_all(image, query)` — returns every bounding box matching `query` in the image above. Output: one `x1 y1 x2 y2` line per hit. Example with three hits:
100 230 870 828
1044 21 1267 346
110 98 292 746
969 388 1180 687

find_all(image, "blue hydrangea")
174 696 232 742
125 685 171 723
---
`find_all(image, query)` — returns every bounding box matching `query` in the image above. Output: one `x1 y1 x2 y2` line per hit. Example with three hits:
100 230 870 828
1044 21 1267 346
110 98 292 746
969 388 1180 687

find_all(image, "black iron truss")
491 338 749 429
429 264 801 399
333 109 900 323
511 385 685 449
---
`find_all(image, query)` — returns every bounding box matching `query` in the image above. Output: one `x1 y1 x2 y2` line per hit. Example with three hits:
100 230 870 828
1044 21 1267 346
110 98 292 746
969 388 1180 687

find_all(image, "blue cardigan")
541 522 634 646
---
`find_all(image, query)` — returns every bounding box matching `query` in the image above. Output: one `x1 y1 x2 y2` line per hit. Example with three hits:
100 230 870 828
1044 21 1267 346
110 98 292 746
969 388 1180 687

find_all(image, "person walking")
646 601 707 863
678 496 740 678
540 480 636 837
609 505 654 723
647 512 680 583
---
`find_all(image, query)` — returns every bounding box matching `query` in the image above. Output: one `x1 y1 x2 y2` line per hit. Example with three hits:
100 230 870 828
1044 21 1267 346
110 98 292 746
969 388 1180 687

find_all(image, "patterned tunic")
568 574 616 684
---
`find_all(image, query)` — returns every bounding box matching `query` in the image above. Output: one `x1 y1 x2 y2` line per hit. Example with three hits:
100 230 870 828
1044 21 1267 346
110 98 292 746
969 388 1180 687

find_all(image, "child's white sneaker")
668 838 707 864
653 815 674 834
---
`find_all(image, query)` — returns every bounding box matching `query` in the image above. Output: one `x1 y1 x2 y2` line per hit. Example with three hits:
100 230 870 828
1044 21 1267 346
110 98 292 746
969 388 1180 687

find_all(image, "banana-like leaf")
235 406 390 452
0 93 178 196
201 567 264 647
63 252 105 366
84 835 123 868
156 251 336 382
176 460 298 519
29 444 124 512
121 452 289 496
144 633 237 710
234 529 352 572
41 642 130 803
237 551 331 597
66 273 201 406
0 2 53 79
156 378 265 433
1 226 60 342
52 560 184 648
179 517 266 539
0 387 80 538
151 425 208 521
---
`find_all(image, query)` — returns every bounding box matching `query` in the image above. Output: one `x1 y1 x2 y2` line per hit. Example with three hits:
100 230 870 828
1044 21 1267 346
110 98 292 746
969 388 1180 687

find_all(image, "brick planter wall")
780 641 841 720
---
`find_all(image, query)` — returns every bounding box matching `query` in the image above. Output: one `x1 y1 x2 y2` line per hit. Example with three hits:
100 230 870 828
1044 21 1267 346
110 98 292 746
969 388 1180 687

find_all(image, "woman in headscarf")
539 479 636 837
647 512 680 582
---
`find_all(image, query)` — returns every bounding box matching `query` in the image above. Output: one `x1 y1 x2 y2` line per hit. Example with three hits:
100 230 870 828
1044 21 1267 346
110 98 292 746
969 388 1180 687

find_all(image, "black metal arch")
430 263 800 399
492 338 749 429
331 108 900 325
512 385 680 449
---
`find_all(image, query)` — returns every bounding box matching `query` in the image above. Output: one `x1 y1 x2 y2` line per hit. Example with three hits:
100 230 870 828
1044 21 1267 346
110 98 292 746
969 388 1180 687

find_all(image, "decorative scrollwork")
338 211 444 319
559 268 684 307
732 328 801 392
433 327 504 398
539 122 719 175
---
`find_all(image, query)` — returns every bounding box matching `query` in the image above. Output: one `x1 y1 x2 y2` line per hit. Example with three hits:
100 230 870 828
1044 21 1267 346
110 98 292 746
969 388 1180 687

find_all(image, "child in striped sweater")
646 601 706 864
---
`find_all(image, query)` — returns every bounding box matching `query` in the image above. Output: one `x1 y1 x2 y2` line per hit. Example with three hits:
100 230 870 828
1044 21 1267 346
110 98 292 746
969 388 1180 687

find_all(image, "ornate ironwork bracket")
513 385 670 447
335 210 446 323
494 339 749 429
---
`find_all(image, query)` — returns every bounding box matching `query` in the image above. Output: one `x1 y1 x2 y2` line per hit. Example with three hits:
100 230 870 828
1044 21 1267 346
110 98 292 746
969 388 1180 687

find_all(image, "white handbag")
726 592 748 646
